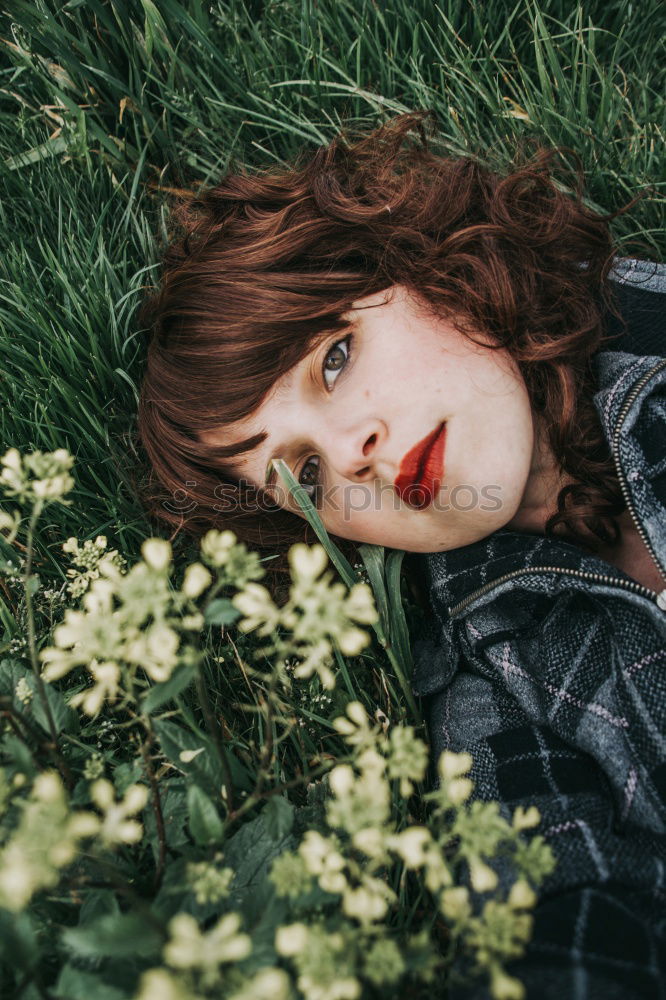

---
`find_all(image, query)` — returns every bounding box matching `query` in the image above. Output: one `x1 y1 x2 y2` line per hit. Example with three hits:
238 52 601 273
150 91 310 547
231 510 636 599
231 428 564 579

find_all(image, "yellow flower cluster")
268 701 554 1000
136 912 254 996
0 772 147 912
38 537 200 713
233 544 378 689
0 447 74 506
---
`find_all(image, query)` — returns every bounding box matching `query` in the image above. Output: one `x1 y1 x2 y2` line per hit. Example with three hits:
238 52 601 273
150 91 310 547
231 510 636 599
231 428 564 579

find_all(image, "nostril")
363 433 377 457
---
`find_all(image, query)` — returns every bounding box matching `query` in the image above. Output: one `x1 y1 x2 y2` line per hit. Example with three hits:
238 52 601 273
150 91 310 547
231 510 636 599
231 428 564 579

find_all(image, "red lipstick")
395 423 446 510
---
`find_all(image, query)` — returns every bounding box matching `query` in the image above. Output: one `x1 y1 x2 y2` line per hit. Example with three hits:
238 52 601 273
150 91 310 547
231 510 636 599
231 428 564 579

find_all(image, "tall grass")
0 0 663 775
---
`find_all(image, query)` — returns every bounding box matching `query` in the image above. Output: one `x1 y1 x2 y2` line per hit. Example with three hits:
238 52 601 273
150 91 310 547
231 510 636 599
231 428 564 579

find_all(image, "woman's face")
203 285 537 552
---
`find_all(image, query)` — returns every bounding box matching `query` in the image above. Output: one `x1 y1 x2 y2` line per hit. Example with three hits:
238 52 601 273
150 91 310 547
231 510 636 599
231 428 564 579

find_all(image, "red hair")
135 111 632 587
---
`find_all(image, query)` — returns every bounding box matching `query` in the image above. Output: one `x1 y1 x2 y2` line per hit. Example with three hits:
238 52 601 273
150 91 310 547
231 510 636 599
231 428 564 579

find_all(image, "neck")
505 417 571 535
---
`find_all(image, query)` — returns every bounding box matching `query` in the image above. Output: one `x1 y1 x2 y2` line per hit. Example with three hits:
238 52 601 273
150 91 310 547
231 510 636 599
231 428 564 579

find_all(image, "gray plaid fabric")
411 261 666 998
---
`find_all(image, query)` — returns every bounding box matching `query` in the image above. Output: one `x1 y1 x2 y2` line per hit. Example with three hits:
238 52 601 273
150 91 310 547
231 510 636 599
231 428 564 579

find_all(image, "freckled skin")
201 285 541 553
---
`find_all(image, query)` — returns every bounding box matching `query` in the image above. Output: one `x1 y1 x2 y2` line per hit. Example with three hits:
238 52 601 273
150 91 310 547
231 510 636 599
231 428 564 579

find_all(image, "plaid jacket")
411 260 666 998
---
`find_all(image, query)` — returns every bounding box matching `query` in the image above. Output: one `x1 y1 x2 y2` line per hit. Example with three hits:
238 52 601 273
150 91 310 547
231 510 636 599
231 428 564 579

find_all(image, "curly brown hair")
135 110 634 588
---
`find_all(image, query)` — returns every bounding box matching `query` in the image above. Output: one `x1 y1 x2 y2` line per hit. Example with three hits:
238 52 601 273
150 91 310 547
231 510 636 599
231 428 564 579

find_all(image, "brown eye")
298 456 321 499
322 336 351 389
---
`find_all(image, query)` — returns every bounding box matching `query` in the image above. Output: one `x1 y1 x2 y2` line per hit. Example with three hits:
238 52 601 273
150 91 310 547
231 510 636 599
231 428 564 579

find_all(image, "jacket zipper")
449 359 666 618
611 357 666 588
449 563 666 618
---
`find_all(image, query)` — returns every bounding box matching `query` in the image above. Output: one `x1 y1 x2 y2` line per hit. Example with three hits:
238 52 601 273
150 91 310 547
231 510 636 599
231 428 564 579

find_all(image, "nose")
321 417 387 482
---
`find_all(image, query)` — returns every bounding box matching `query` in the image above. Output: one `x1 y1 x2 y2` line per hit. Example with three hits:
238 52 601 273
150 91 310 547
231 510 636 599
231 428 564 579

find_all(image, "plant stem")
382 640 423 726
194 661 236 814
138 726 167 891
248 665 280 803
23 504 74 789
225 760 334 830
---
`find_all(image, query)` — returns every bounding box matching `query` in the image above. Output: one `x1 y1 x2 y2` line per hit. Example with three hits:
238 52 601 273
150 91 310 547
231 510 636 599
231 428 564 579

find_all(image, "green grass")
0 0 664 756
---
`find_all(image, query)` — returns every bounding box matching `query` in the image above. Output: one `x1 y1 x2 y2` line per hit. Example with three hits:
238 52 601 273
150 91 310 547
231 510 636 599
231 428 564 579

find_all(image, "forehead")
200 359 299 434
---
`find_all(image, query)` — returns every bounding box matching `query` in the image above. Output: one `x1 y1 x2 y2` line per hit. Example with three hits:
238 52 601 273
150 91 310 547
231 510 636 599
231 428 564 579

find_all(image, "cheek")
321 489 401 544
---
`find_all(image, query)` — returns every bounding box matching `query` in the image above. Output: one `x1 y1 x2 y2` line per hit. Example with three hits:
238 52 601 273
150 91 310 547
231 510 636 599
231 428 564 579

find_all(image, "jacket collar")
419 350 666 616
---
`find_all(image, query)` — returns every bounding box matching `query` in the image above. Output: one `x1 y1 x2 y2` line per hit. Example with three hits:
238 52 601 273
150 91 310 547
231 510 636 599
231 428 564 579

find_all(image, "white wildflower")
344 582 378 624
14 677 33 705
200 528 237 567
182 562 212 598
141 538 172 572
69 660 121 716
388 826 432 868
275 922 309 957
469 858 498 893
164 912 251 985
342 877 395 926
232 583 280 635
440 886 471 922
89 780 148 845
288 543 328 582
508 879 537 909
229 967 291 1000
512 806 541 831
437 750 473 780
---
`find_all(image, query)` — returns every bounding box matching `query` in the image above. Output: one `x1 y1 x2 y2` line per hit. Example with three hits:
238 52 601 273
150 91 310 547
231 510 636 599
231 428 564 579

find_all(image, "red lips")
394 423 446 510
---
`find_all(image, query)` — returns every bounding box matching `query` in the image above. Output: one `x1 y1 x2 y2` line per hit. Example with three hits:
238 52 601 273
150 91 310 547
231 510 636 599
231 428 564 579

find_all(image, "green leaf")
142 663 196 714
271 459 358 587
54 965 126 1000
113 759 144 797
153 718 252 794
357 544 389 642
5 136 69 171
62 912 162 960
225 808 295 928
0 732 36 777
263 796 294 840
153 718 221 795
0 910 39 970
78 889 120 926
385 549 413 676
143 780 190 862
32 676 78 736
187 783 224 846
204 598 241 626
0 530 21 570
0 659 78 735
0 658 25 697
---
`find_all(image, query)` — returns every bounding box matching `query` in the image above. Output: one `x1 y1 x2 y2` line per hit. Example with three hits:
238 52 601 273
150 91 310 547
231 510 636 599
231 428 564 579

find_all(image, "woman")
137 112 665 997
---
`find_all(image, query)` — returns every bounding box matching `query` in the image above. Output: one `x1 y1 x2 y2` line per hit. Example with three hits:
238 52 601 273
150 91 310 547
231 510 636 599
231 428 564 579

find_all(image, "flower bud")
508 879 537 909
437 750 473 780
275 922 308 956
182 562 212 598
141 538 172 572
288 542 328 581
512 805 540 830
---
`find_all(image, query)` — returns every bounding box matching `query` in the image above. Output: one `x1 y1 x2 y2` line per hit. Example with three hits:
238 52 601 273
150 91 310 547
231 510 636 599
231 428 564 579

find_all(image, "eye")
322 335 351 391
296 336 352 500
298 455 321 500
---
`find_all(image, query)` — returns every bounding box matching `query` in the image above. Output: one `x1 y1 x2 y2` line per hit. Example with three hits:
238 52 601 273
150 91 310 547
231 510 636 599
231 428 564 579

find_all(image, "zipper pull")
657 590 666 612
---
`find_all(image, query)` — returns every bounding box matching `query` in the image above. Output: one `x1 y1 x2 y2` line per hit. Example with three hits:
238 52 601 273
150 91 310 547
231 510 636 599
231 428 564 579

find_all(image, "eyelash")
297 335 352 498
